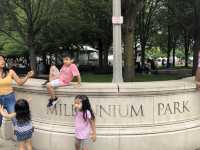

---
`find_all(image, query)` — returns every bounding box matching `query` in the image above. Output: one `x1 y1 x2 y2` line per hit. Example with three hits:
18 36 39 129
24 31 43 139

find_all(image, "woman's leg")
0 113 2 127
0 96 3 126
3 93 16 125
19 141 26 150
26 139 33 150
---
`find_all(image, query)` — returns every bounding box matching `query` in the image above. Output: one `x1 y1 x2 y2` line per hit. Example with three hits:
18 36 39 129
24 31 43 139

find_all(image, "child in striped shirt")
0 99 33 150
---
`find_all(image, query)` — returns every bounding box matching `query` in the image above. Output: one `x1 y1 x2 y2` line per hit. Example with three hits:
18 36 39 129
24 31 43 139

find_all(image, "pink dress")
75 110 92 140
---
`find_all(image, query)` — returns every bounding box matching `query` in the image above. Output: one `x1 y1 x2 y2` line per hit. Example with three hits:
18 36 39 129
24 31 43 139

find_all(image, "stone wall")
1 77 200 150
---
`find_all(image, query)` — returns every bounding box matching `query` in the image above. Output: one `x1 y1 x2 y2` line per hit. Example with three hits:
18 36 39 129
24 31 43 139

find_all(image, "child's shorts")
75 138 90 149
50 79 66 87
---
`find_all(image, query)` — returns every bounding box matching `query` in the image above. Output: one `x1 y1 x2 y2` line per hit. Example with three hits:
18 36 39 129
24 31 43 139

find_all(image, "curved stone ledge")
2 77 200 150
14 77 196 96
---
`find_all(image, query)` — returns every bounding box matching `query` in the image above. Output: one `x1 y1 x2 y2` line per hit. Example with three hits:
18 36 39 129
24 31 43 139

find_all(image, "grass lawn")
81 73 184 82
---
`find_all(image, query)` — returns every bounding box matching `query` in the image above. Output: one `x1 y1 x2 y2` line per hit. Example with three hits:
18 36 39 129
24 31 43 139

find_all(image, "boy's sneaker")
47 98 53 108
51 97 59 108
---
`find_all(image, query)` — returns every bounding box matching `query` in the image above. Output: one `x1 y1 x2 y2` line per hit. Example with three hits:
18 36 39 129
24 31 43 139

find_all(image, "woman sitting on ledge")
0 54 34 127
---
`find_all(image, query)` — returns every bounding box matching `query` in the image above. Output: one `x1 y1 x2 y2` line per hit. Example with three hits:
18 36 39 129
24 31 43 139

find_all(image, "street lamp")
112 0 123 83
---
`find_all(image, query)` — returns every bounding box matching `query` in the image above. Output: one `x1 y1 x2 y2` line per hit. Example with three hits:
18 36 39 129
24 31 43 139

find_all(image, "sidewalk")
0 138 17 150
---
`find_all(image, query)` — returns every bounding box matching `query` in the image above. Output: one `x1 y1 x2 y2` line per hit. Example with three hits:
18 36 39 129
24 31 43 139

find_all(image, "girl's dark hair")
75 95 95 121
0 55 8 78
15 99 31 124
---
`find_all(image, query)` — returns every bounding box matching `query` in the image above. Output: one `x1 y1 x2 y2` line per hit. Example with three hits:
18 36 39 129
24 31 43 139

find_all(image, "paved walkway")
0 138 17 150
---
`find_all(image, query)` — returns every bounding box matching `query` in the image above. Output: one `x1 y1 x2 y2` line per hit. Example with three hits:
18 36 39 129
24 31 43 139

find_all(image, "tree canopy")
0 0 200 79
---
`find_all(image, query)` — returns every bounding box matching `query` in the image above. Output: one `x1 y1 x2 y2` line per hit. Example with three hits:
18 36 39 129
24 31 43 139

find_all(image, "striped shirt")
14 121 33 141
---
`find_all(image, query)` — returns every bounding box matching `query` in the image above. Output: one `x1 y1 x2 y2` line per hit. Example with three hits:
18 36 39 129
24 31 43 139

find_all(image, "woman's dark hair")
75 95 95 121
15 99 31 124
0 55 8 78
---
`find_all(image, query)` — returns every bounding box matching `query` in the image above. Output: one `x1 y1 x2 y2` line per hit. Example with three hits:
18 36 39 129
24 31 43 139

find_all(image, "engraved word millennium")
47 100 190 118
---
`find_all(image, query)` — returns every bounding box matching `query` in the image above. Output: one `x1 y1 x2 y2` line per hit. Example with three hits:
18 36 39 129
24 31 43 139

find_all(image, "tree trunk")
27 33 37 75
42 54 46 65
167 25 172 68
102 50 108 68
29 48 37 75
139 4 146 69
124 25 135 82
141 41 146 69
25 55 30 69
184 32 190 68
98 39 103 68
193 39 200 75
122 0 139 82
185 47 189 68
172 43 176 67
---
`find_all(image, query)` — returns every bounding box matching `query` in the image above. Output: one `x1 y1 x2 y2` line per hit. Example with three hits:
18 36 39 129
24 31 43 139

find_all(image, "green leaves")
0 32 26 56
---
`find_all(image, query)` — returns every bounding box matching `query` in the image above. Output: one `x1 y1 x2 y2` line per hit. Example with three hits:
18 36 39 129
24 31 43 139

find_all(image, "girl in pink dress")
74 95 96 150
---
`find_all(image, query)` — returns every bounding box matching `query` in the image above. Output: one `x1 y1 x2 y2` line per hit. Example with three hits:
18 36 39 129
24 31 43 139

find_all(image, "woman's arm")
89 119 96 142
0 105 16 119
10 70 34 86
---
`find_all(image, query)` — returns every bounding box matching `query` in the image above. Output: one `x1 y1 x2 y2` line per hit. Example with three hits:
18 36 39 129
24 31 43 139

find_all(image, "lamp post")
112 0 123 83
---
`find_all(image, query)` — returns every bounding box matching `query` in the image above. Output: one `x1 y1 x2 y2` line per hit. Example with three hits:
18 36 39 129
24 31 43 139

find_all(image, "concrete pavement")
0 138 17 150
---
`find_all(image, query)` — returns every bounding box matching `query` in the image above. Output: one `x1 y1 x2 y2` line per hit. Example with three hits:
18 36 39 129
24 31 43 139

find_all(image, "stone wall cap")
14 77 196 95
118 77 196 94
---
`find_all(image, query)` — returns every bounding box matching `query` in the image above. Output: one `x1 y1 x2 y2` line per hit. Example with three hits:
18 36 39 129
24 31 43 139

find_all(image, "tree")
169 0 200 72
34 0 113 71
137 0 161 68
122 0 143 81
0 0 58 74
79 0 112 69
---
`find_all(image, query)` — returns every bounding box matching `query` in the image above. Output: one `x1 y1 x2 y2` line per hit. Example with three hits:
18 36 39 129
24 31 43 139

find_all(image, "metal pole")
112 0 123 83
